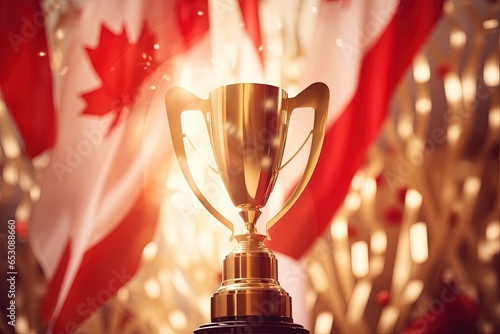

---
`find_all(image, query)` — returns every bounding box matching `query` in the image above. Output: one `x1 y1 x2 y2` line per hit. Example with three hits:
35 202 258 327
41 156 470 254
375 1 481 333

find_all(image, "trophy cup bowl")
166 82 329 333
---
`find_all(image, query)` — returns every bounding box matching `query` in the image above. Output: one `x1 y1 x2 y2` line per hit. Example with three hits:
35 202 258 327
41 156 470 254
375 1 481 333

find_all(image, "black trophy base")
194 317 310 334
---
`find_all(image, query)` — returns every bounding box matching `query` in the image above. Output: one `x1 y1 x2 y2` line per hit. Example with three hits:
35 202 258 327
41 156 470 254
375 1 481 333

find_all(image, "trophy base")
194 316 309 334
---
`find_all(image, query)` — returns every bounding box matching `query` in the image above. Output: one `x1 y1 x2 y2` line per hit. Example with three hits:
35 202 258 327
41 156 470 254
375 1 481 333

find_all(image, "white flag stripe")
33 0 176 277
27 0 419 331
32 0 269 329
278 0 397 190
32 0 181 328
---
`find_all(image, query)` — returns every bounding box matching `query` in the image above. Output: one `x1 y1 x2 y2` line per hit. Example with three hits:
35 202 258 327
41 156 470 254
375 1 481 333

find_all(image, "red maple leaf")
81 24 158 131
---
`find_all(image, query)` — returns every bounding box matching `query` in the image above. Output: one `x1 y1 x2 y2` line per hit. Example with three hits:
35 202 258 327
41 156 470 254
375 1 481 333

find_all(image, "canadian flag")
267 1 444 329
0 0 443 332
268 0 445 257
1 0 262 332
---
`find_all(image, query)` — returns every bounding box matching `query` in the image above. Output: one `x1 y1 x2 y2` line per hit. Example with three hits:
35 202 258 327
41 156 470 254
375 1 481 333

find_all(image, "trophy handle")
265 82 330 239
165 87 235 240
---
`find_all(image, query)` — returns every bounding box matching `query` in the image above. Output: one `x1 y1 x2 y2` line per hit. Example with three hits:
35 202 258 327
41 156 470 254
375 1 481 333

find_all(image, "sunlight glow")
413 54 430 83
402 280 424 304
331 218 348 240
346 281 371 322
484 52 499 87
351 241 369 278
371 230 387 255
405 189 422 210
315 312 334 334
409 222 428 264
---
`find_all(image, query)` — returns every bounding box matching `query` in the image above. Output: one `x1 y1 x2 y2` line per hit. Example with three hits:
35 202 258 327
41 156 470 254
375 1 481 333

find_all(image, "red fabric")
0 0 56 157
41 161 167 332
81 24 159 131
176 0 209 50
40 243 71 323
401 284 481 334
37 1 212 331
267 0 445 259
238 0 263 65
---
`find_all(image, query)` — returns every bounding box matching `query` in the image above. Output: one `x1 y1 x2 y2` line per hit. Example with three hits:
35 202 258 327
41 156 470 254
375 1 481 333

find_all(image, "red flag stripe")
175 0 209 50
267 0 445 259
0 0 56 157
40 1 213 330
42 161 167 333
40 243 71 323
238 0 264 65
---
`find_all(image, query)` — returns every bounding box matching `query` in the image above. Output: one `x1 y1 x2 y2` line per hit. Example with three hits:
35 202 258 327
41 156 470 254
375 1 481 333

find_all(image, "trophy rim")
208 82 286 95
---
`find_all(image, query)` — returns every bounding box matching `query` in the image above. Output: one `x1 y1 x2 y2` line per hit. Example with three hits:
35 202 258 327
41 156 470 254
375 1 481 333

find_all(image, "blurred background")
0 0 499 333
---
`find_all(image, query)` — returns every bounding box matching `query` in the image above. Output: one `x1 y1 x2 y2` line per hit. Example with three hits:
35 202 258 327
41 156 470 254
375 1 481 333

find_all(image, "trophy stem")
244 222 258 234
238 205 262 234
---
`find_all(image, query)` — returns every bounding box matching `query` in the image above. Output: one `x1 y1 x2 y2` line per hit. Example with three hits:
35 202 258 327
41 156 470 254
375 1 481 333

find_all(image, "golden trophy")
165 82 329 333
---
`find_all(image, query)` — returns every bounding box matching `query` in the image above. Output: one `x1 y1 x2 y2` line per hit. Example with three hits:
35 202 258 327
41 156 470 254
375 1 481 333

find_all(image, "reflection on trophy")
165 82 329 333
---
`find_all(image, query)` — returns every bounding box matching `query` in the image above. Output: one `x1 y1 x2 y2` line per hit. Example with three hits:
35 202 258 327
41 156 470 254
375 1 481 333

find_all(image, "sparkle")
483 19 498 30
197 10 204 16
450 30 466 47
39 51 46 57
154 43 160 50
55 28 64 39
